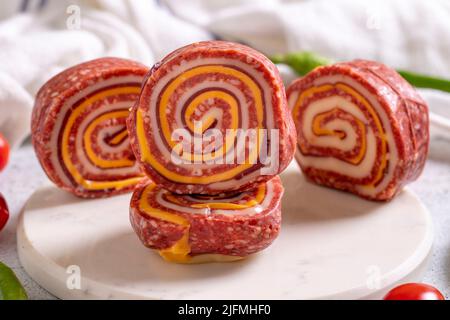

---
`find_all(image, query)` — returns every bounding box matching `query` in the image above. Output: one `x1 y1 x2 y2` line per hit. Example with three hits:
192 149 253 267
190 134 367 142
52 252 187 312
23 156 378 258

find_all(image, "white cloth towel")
0 0 211 149
1 0 449 149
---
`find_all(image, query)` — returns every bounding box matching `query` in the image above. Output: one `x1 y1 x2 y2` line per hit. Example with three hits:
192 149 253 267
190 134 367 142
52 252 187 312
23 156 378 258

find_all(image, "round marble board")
17 162 433 299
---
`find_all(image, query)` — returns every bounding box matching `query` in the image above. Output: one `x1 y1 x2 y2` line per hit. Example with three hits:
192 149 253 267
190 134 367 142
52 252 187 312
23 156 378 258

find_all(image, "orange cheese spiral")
287 60 429 201
128 41 296 195
130 176 283 263
32 58 148 198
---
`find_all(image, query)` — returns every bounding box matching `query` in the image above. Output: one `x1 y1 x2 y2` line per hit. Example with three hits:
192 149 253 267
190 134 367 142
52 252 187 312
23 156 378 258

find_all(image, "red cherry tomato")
0 132 10 171
384 283 445 300
0 193 9 232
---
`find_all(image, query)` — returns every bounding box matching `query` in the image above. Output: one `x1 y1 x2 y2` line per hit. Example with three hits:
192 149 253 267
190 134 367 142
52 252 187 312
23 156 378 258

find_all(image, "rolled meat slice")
287 60 429 201
128 40 296 194
32 57 148 198
129 176 283 263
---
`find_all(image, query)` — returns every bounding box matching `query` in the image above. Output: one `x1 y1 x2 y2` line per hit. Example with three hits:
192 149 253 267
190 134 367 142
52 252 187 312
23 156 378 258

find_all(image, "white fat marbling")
290 75 400 198
146 57 277 191
49 75 143 185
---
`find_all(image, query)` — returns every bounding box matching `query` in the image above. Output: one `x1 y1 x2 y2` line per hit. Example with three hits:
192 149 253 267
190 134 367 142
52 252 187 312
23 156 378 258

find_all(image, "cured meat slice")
129 176 283 263
287 60 429 201
32 57 149 198
128 40 296 195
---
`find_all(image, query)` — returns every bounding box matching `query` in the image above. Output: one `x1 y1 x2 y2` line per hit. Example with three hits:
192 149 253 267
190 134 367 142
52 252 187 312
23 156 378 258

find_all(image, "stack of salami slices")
33 42 427 264
128 41 296 263
32 41 296 264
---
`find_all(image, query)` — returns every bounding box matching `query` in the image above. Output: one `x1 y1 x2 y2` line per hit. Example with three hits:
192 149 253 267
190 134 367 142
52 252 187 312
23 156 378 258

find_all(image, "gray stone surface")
0 139 448 300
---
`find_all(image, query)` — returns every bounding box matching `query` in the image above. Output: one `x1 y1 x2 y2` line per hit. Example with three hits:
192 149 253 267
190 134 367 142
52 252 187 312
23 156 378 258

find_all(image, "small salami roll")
32 58 149 198
287 60 429 201
128 41 296 194
130 176 283 263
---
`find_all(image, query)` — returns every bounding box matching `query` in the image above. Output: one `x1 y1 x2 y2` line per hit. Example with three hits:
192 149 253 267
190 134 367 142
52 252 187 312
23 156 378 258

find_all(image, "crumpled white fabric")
1 0 450 149
0 0 210 149
163 0 450 135
164 0 450 76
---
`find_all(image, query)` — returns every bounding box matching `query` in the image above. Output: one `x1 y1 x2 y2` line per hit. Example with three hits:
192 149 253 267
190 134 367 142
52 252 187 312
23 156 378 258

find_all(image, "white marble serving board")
17 162 433 299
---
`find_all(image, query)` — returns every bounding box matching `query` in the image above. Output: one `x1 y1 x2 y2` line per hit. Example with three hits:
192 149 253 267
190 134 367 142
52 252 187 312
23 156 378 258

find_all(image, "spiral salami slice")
32 57 149 198
287 60 429 201
130 176 283 263
128 41 296 194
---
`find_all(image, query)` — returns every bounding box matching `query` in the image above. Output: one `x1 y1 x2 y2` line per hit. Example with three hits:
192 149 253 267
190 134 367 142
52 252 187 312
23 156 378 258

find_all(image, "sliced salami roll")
287 60 429 201
128 41 296 194
129 176 283 263
32 58 149 198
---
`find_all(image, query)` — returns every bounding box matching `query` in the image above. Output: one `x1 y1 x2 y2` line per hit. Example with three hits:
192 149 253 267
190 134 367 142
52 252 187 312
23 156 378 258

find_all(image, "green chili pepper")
396 70 450 93
271 51 333 76
0 262 28 300
271 52 450 93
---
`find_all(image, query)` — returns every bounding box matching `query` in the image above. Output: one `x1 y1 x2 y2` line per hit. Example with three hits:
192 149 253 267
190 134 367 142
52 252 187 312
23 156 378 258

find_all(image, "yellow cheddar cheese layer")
136 64 267 184
183 90 238 162
84 110 134 169
292 83 387 187
62 86 142 190
312 108 366 165
138 182 265 263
